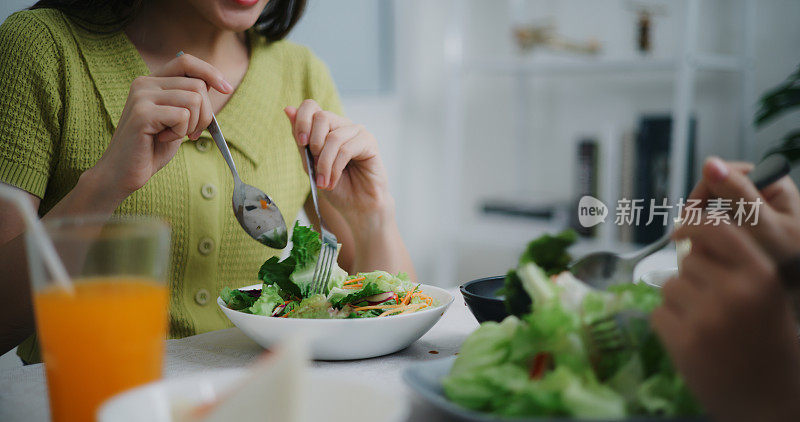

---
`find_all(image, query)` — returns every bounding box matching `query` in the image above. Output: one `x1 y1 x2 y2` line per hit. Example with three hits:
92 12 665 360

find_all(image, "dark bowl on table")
459 275 509 323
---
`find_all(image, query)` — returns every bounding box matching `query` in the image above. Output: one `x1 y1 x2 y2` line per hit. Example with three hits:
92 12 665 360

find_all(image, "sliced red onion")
364 292 395 305
271 303 287 317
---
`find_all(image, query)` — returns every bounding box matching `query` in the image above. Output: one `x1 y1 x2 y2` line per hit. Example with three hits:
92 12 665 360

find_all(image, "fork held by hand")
569 154 792 289
304 147 339 295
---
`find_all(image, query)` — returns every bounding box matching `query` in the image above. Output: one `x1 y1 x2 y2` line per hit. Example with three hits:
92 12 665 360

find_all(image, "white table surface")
0 251 676 422
0 287 478 422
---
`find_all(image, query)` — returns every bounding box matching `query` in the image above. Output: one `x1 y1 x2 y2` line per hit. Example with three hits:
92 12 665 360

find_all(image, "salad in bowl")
218 223 452 360
220 223 438 319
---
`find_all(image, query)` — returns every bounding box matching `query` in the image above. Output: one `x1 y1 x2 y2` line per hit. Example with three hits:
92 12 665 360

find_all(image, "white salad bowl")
99 369 407 422
218 283 454 360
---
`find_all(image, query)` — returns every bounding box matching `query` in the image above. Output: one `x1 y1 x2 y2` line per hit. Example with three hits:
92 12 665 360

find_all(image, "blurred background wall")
1 0 799 286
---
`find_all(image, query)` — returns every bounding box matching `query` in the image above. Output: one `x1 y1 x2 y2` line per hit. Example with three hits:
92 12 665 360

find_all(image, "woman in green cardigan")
0 0 415 363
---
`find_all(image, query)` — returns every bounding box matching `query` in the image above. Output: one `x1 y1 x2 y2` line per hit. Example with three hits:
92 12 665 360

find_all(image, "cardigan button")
201 183 216 199
194 289 210 306
196 139 211 152
198 238 215 255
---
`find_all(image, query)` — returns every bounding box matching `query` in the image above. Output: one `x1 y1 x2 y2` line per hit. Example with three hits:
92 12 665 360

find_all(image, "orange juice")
34 277 168 422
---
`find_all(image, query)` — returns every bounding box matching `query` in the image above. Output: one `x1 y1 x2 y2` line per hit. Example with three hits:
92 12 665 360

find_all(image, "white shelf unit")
436 0 756 284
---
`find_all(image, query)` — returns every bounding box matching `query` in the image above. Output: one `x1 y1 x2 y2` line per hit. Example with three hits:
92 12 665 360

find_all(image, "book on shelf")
570 139 600 238
618 130 636 244
632 115 696 245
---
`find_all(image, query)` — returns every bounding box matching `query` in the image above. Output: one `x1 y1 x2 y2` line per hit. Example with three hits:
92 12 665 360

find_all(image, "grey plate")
402 357 706 422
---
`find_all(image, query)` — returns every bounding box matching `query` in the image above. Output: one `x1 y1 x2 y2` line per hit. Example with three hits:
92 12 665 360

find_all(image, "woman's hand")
283 100 415 279
283 100 392 224
89 53 233 201
652 221 800 422
687 157 800 262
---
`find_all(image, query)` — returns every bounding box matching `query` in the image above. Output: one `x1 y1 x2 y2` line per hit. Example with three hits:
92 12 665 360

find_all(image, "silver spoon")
175 51 288 248
207 118 288 249
569 154 791 289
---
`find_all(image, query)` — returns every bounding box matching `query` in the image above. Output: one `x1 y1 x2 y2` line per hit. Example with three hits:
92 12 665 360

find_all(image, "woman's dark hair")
30 0 306 41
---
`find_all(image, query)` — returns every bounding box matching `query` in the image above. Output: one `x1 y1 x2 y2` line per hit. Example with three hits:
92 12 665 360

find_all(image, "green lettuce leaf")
502 269 531 317
509 367 626 418
363 270 416 293
442 363 530 412
289 259 347 297
518 301 588 374
517 262 558 307
557 368 626 418
287 222 321 265
247 284 283 316
449 316 521 376
258 256 298 298
220 287 258 311
518 229 577 274
286 222 348 296
327 281 384 309
502 230 577 317
287 294 350 319
636 373 701 416
286 223 321 297
500 372 566 416
608 282 663 313
256 223 348 298
607 355 645 409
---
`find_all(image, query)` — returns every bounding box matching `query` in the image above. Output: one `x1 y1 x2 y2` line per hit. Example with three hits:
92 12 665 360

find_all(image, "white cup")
640 268 678 289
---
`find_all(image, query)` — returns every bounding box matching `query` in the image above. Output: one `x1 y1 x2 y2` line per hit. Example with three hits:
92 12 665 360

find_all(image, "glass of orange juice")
26 216 170 422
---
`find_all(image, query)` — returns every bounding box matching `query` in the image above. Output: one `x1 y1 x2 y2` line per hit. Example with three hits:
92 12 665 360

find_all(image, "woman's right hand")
687 157 800 262
89 53 233 201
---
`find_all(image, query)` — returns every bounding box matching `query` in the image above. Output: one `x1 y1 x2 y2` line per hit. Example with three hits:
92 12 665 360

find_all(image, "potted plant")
758 65 800 161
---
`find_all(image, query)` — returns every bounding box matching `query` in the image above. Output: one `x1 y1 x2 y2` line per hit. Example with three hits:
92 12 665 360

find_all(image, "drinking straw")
0 185 73 292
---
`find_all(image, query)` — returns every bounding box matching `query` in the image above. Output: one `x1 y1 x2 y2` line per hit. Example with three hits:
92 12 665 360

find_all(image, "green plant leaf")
755 64 800 127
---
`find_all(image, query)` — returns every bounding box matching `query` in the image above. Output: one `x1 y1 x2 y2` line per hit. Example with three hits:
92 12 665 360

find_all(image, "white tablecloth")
0 251 676 421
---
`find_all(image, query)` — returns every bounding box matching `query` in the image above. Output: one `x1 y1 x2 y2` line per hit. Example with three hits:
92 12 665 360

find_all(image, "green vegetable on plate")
443 231 701 418
221 223 437 319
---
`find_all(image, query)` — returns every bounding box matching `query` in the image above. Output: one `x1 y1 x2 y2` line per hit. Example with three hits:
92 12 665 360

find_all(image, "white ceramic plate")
99 369 407 422
218 283 453 360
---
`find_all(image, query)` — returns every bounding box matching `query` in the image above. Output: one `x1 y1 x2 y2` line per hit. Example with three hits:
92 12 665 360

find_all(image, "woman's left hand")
284 100 392 222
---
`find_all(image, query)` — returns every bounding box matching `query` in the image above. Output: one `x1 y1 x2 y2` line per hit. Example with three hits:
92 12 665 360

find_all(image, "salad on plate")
220 223 437 319
442 230 701 419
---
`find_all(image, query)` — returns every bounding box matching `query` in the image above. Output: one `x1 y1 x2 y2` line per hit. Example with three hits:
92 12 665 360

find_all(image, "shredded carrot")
280 309 296 318
377 302 428 317
379 307 406 317
399 303 427 314
352 304 403 311
409 292 434 307
259 199 268 209
343 283 363 290
400 285 420 306
344 276 366 285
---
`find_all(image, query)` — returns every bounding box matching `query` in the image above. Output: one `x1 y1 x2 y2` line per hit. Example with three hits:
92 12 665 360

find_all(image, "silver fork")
584 309 648 366
570 153 791 290
303 147 339 295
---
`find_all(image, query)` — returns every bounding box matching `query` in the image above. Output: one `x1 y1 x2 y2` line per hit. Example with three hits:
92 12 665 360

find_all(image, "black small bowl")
460 275 509 323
